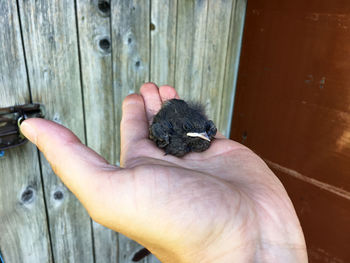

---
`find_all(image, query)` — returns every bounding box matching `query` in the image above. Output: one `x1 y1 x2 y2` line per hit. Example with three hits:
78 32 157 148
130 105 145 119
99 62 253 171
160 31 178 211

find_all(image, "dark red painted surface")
231 0 350 262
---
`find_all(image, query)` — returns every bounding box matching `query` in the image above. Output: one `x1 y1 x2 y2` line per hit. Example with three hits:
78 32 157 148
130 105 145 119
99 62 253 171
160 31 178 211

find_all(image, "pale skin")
20 83 307 262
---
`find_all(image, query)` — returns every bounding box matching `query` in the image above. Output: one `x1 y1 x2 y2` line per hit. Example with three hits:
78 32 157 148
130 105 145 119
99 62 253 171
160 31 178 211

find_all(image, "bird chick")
149 99 217 157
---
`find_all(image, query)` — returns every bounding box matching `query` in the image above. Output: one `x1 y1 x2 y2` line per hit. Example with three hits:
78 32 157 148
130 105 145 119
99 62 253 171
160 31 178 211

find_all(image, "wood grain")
150 0 177 86
0 1 52 262
175 0 208 100
1 0 244 261
111 0 150 163
111 1 150 261
0 145 53 263
118 234 147 263
147 254 161 263
76 1 118 262
175 0 240 136
0 0 29 105
17 0 94 262
220 0 247 137
200 0 234 132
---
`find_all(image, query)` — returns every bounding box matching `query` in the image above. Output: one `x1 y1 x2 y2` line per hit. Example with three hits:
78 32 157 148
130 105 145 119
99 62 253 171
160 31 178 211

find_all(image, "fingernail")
20 121 38 145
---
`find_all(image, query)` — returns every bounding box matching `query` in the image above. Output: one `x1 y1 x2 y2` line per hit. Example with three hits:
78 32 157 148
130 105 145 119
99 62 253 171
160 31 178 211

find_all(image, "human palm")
21 83 307 262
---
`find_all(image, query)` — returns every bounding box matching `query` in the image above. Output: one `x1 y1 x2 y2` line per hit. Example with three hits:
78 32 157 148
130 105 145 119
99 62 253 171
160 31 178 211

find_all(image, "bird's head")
181 118 217 152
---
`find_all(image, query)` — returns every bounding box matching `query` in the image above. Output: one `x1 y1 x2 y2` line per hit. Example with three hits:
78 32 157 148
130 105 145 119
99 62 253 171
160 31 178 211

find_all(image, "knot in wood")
98 1 110 16
53 190 64 200
21 187 35 204
98 38 111 53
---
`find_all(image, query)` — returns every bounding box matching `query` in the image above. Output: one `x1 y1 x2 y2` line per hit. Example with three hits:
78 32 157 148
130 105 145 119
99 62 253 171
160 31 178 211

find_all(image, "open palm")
21 83 307 262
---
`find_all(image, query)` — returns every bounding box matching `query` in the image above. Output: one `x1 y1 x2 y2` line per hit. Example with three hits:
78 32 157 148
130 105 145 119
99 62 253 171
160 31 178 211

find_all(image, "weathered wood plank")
176 0 243 136
118 234 146 263
220 0 247 137
111 0 150 261
118 234 161 263
77 0 116 165
149 2 179 261
0 145 53 263
17 0 94 262
91 222 118 263
175 0 208 100
111 0 150 161
1 0 245 261
0 1 52 262
201 0 234 134
150 0 177 86
147 254 161 263
0 1 28 104
76 1 118 262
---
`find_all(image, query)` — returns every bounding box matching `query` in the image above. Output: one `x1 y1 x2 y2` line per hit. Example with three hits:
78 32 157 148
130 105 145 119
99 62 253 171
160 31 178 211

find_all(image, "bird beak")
186 132 211 142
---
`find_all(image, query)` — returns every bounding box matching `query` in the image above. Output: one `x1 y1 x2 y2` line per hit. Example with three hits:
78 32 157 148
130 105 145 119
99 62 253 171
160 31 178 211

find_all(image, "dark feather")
149 99 217 157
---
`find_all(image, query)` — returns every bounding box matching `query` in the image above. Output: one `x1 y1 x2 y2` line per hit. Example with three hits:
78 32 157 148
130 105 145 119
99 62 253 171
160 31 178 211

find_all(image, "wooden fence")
0 0 246 262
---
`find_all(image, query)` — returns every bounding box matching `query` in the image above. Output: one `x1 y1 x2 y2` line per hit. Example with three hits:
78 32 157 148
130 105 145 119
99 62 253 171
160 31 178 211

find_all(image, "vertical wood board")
17 0 94 262
111 0 150 162
175 0 208 100
150 0 177 86
220 0 247 136
0 1 52 262
0 0 29 104
200 0 234 129
0 146 53 263
76 0 118 262
111 1 150 262
0 0 245 261
118 234 148 263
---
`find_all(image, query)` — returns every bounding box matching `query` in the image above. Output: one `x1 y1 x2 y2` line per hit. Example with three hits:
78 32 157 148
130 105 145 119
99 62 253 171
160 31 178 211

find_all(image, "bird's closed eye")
206 120 217 137
165 120 173 129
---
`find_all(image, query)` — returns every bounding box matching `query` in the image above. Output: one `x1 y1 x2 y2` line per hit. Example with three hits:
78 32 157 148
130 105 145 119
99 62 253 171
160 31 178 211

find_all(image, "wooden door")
231 0 350 262
0 0 246 262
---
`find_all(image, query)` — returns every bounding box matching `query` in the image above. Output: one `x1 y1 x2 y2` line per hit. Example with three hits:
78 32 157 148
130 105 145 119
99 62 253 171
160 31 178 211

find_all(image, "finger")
159 85 180 102
120 94 149 162
139 82 162 122
20 118 117 207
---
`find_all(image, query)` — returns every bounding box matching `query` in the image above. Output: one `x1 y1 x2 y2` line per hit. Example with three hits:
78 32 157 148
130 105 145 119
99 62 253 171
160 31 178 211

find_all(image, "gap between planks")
15 0 55 261
265 159 350 201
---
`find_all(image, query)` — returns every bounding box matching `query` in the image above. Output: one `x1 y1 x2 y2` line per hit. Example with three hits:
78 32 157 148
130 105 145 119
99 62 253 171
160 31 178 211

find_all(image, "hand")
20 83 307 262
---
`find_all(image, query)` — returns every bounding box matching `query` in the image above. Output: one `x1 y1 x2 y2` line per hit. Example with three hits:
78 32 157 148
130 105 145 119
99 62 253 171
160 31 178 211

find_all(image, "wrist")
169 218 308 263
189 240 307 263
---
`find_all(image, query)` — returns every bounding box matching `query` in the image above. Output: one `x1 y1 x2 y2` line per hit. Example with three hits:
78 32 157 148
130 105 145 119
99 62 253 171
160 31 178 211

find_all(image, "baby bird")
149 99 217 157
132 99 217 262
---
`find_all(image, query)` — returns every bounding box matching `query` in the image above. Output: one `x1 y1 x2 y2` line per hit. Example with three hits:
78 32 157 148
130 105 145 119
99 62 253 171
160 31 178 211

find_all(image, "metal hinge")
0 103 45 151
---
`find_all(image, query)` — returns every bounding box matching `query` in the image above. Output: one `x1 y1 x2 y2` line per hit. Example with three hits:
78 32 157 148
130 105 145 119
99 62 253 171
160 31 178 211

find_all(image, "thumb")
20 118 119 211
